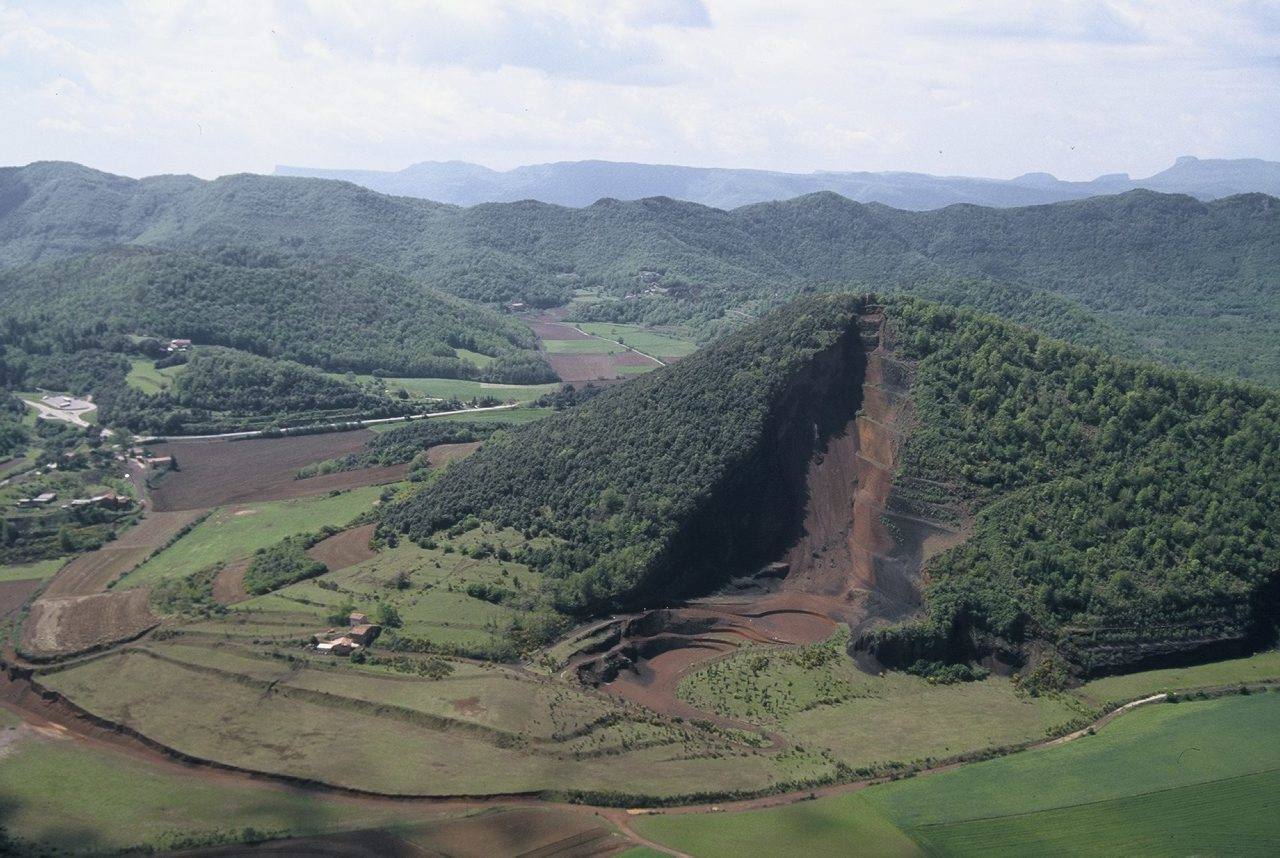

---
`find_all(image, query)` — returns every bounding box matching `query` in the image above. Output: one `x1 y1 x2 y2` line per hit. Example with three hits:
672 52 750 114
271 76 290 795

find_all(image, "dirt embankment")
575 304 969 724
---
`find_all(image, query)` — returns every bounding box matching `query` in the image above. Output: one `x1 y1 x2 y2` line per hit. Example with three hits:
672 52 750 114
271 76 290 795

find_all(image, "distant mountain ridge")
274 155 1280 210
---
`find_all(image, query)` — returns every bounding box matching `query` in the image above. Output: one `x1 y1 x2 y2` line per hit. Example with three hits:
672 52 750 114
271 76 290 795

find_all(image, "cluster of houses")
14 490 134 511
167 338 192 352
314 611 381 656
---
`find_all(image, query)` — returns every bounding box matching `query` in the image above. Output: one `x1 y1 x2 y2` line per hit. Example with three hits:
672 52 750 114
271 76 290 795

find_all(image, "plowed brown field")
306 524 377 572
148 433 407 511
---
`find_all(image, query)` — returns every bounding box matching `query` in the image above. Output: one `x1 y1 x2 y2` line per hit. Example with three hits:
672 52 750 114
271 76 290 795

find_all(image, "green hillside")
2 162 1277 384
383 294 1280 675
0 246 551 382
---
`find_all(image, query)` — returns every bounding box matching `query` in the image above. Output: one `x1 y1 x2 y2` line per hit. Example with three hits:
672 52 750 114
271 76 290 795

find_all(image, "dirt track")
148 433 408 511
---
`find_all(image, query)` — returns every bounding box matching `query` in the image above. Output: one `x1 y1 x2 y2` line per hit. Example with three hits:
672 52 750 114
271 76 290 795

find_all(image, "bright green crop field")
637 691 1280 857
574 322 698 357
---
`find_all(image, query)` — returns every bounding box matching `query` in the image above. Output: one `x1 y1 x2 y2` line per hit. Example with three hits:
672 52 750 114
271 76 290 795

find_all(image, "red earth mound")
529 320 591 340
148 433 408 511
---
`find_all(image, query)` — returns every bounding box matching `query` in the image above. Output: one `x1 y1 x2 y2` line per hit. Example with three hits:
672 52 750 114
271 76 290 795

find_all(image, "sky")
2 0 1278 180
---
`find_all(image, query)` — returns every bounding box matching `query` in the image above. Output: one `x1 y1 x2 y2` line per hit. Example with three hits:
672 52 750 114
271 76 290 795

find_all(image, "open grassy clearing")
678 633 1085 771
453 348 495 368
1076 648 1280 705
116 485 387 589
0 557 66 581
327 372 558 403
638 692 1280 857
574 323 698 358
368 406 557 432
124 357 185 394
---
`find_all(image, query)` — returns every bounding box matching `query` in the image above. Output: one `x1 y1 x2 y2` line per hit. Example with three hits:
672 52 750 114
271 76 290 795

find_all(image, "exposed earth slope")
385 294 1280 677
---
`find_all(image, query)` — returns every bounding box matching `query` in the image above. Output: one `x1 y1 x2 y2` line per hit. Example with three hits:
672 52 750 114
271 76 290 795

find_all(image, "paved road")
24 398 97 428
136 402 521 443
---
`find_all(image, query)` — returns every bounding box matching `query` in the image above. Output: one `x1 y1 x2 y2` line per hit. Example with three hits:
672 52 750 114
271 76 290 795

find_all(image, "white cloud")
0 0 1275 180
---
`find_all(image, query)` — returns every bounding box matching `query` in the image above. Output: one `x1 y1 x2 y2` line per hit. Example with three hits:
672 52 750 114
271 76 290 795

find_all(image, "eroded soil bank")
571 306 967 724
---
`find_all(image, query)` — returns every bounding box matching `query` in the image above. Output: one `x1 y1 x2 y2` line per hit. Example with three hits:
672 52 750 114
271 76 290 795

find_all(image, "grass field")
574 323 698 358
0 707 410 854
637 692 1280 857
0 558 66 581
116 485 387 588
125 357 184 394
453 348 495 368
678 633 1085 771
384 377 559 402
1076 648 1280 705
41 647 813 797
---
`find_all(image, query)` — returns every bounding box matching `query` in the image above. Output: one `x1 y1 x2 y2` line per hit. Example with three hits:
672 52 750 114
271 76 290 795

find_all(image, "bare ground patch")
21 589 156 658
148 433 407 511
306 524 377 573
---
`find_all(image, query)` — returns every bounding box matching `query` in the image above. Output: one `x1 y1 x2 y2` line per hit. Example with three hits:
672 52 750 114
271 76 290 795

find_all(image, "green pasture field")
0 709 413 854
0 557 66 581
125 357 185 394
40 648 807 797
367 407 556 432
637 692 1280 857
453 348 495 368
678 634 1085 770
1076 648 1280 705
384 377 558 402
574 323 698 357
242 529 546 650
115 485 387 589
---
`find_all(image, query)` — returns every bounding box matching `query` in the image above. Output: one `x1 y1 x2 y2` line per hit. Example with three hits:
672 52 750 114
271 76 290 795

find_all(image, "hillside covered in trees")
383 294 1280 676
0 246 552 382
2 162 1277 384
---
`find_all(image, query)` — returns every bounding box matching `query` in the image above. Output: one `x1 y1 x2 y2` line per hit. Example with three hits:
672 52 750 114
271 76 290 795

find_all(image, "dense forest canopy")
0 246 553 382
383 294 1280 674
2 162 1276 384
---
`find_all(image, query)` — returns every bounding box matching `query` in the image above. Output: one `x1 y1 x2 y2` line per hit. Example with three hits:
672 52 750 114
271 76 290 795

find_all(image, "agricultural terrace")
637 691 1280 857
115 485 387 590
677 632 1087 772
574 322 698 360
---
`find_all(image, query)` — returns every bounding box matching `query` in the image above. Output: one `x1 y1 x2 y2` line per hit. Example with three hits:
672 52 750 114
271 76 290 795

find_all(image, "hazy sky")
3 0 1278 180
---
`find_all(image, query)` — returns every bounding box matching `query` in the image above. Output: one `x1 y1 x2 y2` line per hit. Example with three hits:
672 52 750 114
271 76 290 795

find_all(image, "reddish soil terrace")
211 558 250 606
425 440 482 468
0 578 42 621
148 433 408 511
547 353 624 383
528 319 592 340
306 524 378 573
21 588 155 659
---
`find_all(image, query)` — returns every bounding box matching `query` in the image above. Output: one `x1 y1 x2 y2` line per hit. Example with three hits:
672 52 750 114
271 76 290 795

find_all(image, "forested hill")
0 246 550 381
383 294 1280 677
3 162 1278 384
